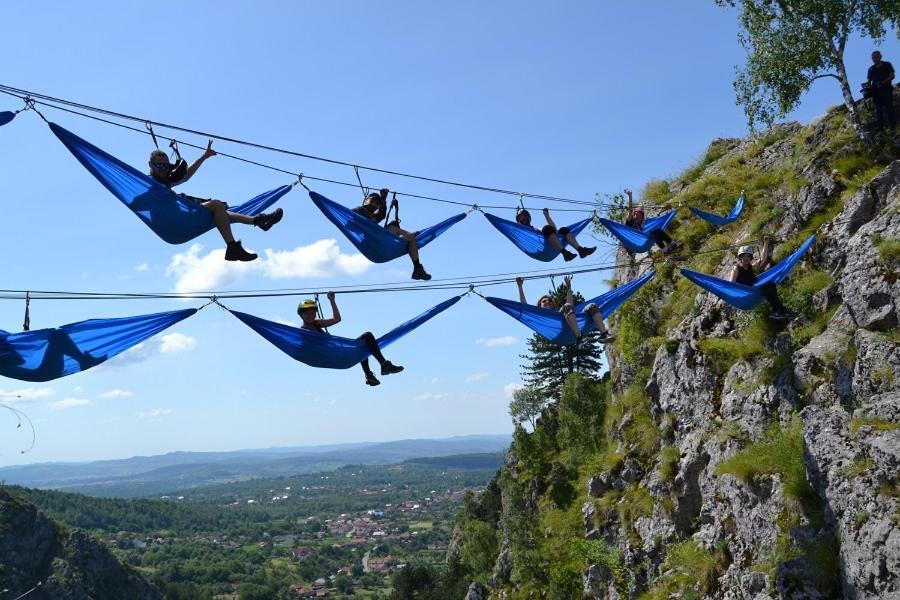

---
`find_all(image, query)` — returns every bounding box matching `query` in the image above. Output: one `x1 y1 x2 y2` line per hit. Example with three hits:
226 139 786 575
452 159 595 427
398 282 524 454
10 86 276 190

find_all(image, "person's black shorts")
541 225 571 238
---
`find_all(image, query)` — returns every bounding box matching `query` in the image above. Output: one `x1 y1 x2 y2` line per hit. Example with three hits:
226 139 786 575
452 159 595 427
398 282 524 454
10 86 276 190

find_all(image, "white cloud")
0 387 55 404
476 336 517 348
135 263 150 272
466 372 490 383
138 408 174 419
159 333 197 354
166 240 372 294
430 377 440 385
415 393 448 401
503 383 523 398
50 397 91 411
108 332 197 368
100 389 134 399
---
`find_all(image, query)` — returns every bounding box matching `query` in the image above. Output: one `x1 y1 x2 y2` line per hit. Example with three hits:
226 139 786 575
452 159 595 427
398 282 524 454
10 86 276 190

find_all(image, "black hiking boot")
225 241 258 262
381 361 404 376
578 246 596 259
596 331 615 344
253 208 284 231
562 249 577 262
365 373 381 386
411 264 432 281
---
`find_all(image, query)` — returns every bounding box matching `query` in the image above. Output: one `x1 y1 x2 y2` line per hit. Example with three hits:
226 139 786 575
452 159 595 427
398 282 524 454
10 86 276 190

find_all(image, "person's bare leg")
590 311 608 334
389 225 420 264
564 232 583 250
203 200 236 243
227 212 255 225
547 235 564 251
564 310 581 338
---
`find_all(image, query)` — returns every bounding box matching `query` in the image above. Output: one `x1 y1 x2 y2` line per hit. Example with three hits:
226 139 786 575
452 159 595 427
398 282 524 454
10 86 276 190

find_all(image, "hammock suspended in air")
0 309 197 382
483 213 593 262
309 192 466 264
689 193 745 228
227 295 462 369
484 269 656 345
680 235 815 310
49 123 292 244
0 111 16 127
598 210 678 253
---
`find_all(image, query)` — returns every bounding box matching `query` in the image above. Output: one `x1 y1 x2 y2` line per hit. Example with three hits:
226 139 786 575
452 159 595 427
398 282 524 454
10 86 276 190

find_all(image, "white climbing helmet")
737 245 755 258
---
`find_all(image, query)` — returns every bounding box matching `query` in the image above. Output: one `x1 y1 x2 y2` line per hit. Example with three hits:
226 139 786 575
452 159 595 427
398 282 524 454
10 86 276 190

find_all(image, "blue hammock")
309 192 466 264
689 194 745 228
483 213 593 262
50 123 292 244
228 295 462 369
598 210 678 253
0 309 196 382
485 270 656 345
680 235 815 310
0 111 15 127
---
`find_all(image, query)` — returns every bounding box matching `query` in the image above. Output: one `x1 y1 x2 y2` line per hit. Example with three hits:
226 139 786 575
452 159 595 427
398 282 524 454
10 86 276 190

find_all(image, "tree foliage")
519 283 603 397
719 0 900 131
508 385 550 428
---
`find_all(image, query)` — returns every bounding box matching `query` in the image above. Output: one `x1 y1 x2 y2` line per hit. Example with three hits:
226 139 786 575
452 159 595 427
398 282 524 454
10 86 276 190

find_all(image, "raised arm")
542 208 557 229
754 237 771 271
624 188 634 220
317 291 342 327
180 140 216 185
516 277 528 304
564 275 574 306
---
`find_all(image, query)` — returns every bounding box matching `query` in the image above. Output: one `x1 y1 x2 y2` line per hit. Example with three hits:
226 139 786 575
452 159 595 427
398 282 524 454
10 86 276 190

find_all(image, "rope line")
0 232 827 302
0 84 600 206
2 91 596 214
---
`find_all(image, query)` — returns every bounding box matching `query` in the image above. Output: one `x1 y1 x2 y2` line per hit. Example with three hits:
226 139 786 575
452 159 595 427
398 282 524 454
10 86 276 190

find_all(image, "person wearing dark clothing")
868 51 896 132
148 142 283 262
514 208 596 262
729 237 793 320
297 292 403 387
515 275 614 343
623 189 680 254
352 189 431 280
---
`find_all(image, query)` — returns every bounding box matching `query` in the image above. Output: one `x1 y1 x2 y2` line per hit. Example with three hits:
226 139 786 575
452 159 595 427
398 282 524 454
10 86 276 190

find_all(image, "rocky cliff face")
458 92 899 599
0 489 163 600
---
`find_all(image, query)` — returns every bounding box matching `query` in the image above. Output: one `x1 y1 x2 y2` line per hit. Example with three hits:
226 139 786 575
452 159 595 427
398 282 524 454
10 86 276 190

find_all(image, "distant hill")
0 434 509 497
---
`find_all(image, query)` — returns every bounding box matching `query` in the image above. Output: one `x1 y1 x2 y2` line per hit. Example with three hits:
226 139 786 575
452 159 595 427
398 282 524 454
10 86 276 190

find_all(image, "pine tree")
519 282 603 397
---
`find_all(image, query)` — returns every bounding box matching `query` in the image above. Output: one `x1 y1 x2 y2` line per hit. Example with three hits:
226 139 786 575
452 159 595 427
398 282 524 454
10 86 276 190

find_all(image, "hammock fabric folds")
485 269 656 345
680 235 816 310
598 210 678 253
309 192 466 264
0 309 197 382
483 213 592 262
689 194 745 228
228 295 462 369
50 123 292 244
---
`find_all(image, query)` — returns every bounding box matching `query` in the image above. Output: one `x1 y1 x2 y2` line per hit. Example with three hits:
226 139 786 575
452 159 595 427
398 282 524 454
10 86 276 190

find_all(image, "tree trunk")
834 56 870 144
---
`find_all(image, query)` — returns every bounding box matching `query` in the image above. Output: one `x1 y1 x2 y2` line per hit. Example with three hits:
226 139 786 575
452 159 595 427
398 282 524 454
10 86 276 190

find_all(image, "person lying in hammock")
623 188 681 255
515 276 614 343
352 189 432 280
0 329 105 373
515 208 596 262
729 238 795 321
148 141 283 262
297 292 404 386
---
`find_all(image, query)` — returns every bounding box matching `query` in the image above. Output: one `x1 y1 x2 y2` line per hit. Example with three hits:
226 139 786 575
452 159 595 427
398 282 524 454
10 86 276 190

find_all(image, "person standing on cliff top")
868 51 895 132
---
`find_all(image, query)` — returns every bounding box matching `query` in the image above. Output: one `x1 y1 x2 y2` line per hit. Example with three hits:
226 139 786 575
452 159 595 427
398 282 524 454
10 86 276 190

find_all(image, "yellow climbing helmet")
297 299 318 313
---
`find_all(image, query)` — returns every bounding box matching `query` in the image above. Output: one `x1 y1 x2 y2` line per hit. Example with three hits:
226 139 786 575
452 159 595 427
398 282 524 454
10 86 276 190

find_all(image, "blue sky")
0 1 890 465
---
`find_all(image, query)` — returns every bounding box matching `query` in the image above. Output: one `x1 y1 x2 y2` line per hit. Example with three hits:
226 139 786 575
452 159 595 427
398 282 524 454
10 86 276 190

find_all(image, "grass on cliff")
639 539 723 600
715 415 815 505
